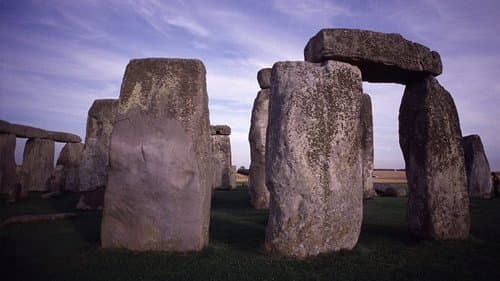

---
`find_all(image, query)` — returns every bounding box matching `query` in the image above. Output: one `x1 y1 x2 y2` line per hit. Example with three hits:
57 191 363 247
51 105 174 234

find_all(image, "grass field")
1 188 499 281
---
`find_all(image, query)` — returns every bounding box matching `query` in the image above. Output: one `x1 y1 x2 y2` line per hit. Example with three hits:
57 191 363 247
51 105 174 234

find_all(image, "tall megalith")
265 61 363 258
210 125 235 190
360 93 376 199
399 75 470 240
79 99 118 192
22 138 54 191
77 99 117 209
101 58 212 251
57 142 83 192
463 135 492 199
0 133 16 195
248 68 271 209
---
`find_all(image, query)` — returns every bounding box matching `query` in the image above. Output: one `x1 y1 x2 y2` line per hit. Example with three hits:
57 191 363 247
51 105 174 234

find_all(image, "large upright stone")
266 60 363 258
79 99 118 192
0 133 16 195
360 93 376 199
399 75 470 240
101 58 212 251
22 138 54 192
57 142 84 191
248 89 270 209
304 28 442 84
210 125 235 190
463 135 492 199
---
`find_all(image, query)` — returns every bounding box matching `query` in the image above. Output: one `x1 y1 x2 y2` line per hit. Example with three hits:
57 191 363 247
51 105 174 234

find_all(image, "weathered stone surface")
210 125 231 135
248 89 270 209
79 99 118 192
304 29 442 84
0 119 81 143
47 165 64 192
0 133 16 195
463 135 493 199
265 60 363 258
57 143 83 191
211 132 235 190
399 75 470 240
374 184 407 197
360 94 376 199
101 58 212 252
22 138 54 192
257 68 272 89
77 187 105 210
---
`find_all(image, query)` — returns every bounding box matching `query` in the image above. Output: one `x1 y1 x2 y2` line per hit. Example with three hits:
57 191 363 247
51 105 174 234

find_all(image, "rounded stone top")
257 68 272 89
210 125 231 135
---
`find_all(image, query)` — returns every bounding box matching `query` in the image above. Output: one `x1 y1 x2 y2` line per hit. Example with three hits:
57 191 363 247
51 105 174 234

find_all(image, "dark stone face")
248 89 270 209
304 28 442 84
257 68 272 89
210 125 231 135
462 134 493 199
399 75 470 240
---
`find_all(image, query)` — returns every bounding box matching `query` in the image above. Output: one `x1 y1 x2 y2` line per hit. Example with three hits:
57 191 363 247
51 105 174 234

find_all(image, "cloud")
272 0 351 21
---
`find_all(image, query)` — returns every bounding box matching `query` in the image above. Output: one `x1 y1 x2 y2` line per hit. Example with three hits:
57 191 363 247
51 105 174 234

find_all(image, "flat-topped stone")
257 68 272 89
210 125 231 135
304 28 442 84
0 120 81 143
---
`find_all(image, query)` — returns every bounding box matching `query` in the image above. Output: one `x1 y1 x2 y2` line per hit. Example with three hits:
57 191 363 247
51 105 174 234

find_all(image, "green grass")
1 188 499 281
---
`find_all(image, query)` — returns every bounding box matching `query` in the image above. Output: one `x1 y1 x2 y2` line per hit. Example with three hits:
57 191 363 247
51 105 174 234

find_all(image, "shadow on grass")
210 188 268 252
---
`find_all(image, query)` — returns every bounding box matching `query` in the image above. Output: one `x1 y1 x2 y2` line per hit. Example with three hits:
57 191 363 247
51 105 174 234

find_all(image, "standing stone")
399 75 470 240
57 142 83 192
210 125 235 190
463 135 492 199
0 133 16 195
22 138 54 192
101 58 212 251
266 60 363 258
248 89 271 209
79 99 118 192
360 94 376 199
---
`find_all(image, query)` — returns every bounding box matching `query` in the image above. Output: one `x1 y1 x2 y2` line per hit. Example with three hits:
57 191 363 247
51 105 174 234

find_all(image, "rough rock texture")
0 133 16 195
360 94 376 199
265 60 363 258
47 165 64 192
463 135 492 199
257 68 272 89
77 187 105 210
22 138 54 192
210 125 231 135
79 99 118 192
304 29 442 84
399 75 470 240
248 89 271 209
0 119 81 143
57 142 83 192
211 131 235 190
101 58 212 251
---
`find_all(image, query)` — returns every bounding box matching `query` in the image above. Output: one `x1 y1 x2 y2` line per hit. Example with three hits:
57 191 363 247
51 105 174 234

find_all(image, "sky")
0 0 499 170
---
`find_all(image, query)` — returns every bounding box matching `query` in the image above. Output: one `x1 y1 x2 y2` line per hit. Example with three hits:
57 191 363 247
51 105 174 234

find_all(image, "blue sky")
1 0 499 170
